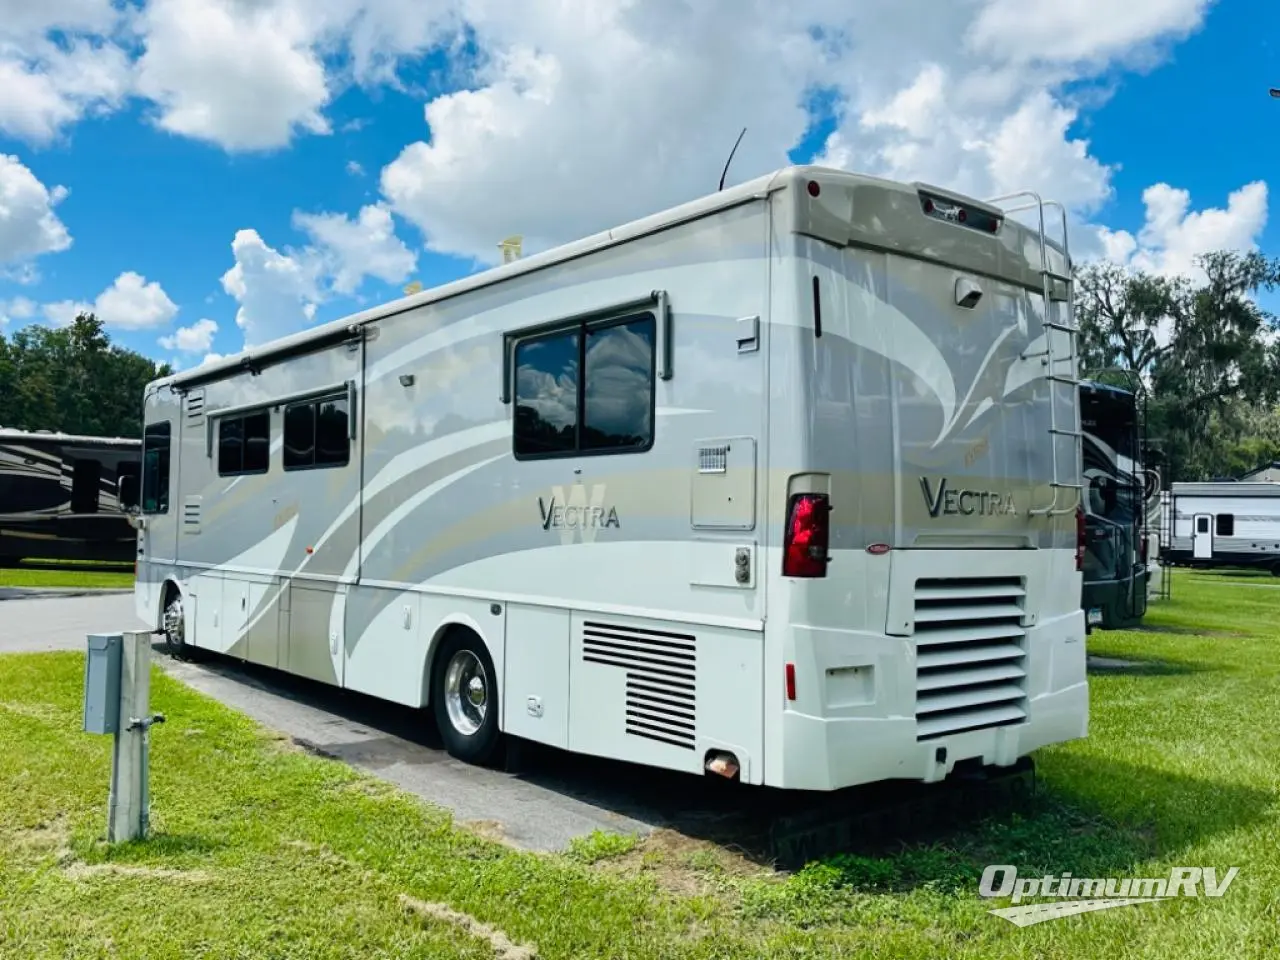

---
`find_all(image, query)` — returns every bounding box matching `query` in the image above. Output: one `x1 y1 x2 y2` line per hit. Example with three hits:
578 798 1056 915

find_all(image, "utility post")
84 630 166 843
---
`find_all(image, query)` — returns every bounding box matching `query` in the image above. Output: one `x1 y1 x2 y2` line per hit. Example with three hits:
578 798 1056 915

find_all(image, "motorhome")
0 428 141 564
1078 381 1148 629
1165 480 1280 575
132 165 1088 791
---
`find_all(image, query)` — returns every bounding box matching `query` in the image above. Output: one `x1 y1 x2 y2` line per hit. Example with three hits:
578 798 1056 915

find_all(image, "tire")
431 630 502 765
161 585 190 660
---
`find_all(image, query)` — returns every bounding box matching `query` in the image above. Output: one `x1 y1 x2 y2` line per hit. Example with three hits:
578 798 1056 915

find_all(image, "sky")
0 0 1276 371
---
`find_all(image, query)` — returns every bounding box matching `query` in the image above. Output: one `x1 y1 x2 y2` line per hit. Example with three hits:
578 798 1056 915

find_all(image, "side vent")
185 390 205 422
182 496 202 535
698 444 729 474
581 620 696 750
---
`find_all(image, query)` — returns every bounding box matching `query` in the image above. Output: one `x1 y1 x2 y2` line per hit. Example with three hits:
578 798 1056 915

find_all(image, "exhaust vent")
581 619 696 750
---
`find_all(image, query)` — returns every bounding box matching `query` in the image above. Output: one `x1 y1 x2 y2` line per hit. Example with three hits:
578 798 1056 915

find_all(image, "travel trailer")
0 428 141 564
132 165 1088 792
1164 480 1280 574
1078 381 1148 629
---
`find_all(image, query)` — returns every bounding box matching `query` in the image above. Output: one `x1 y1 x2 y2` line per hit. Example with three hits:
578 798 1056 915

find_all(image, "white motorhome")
1165 481 1280 575
132 165 1088 792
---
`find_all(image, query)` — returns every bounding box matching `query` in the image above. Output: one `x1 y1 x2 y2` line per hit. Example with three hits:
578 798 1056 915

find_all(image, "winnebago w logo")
920 476 1017 517
538 484 620 545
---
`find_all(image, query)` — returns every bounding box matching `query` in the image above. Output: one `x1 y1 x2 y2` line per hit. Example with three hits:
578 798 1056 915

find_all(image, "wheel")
431 630 501 765
161 586 193 660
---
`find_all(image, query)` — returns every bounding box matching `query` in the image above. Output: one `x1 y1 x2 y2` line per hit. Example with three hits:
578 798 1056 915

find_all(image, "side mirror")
118 473 140 510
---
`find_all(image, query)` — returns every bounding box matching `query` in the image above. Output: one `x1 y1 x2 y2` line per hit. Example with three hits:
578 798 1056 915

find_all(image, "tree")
1074 250 1280 482
0 312 172 438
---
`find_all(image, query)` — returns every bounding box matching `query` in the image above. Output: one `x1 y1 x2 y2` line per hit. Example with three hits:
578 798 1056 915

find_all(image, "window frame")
282 392 352 473
510 310 658 462
216 408 272 477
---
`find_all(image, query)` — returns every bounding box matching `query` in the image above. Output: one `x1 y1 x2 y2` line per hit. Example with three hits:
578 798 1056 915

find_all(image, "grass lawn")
1 567 1277 958
0 559 134 590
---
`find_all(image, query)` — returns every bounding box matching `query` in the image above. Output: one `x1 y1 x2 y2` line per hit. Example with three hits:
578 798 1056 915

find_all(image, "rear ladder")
986 191 1082 518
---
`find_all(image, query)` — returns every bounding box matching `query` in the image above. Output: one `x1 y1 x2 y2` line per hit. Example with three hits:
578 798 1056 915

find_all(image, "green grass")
0 559 133 589
1 567 1277 958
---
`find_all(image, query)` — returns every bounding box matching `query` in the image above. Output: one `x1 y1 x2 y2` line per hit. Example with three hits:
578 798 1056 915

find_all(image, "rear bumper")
772 661 1087 791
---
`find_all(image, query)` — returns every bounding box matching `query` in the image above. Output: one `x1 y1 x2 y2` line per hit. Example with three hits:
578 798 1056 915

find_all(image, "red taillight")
785 663 796 700
1075 505 1086 571
783 492 831 577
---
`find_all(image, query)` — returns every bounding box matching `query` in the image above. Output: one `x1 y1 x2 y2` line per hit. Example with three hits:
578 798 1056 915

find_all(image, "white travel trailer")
1165 481 1280 575
132 165 1088 792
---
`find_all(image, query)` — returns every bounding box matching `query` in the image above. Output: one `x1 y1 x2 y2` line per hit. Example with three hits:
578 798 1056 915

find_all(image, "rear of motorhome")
0 428 141 564
1078 381 1148 629
133 165 1088 791
1165 481 1280 575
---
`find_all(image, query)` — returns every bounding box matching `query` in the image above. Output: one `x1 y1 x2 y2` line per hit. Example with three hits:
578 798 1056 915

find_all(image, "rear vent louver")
581 620 696 750
912 576 1028 740
185 391 205 421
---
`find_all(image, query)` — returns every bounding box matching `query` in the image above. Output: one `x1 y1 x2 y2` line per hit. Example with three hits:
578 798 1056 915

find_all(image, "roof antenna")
718 127 747 191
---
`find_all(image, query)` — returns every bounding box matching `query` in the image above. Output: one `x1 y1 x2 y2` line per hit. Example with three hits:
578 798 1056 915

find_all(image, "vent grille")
582 620 696 750
182 497 202 534
912 576 1027 740
698 445 729 474
185 391 205 420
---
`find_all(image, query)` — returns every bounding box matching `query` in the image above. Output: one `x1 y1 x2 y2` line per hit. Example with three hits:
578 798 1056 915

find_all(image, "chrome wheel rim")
444 650 487 736
164 596 184 647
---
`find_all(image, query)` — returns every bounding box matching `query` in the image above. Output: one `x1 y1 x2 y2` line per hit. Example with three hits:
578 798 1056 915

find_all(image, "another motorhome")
132 165 1088 791
1165 481 1280 575
1078 381 1148 629
0 428 141 564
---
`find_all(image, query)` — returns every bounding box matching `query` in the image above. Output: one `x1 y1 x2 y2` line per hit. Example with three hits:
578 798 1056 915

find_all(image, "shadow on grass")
770 751 1273 896
1086 652 1208 676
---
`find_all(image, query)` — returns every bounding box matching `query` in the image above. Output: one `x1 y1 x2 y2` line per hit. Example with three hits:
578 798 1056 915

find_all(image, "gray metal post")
106 630 164 843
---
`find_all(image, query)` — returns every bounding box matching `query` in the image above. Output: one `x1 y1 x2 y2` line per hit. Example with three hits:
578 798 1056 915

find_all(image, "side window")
1196 516 1209 534
142 421 171 514
1216 513 1234 536
284 395 349 470
217 410 270 476
513 312 655 459
71 459 102 514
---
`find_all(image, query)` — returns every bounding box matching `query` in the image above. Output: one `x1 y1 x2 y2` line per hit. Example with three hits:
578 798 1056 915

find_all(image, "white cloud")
293 203 417 294
43 271 179 330
159 317 218 353
134 0 333 152
221 201 417 348
220 228 323 348
0 2 133 143
346 160 365 176
0 294 36 327
1098 181 1269 279
377 0 1215 264
0 154 72 265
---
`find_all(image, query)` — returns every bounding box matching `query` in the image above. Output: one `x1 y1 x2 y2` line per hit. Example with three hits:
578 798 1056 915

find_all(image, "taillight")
783 492 831 577
1075 505 1086 571
785 663 796 700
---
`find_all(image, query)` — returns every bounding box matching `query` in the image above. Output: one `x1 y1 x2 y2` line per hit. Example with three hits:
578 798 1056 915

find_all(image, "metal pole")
107 630 163 843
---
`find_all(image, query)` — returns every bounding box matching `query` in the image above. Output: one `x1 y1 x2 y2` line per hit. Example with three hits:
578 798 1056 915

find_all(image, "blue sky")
0 0 1273 367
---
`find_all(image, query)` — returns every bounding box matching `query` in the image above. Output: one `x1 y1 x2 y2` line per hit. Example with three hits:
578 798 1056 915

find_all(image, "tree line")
0 314 171 439
2 250 1279 484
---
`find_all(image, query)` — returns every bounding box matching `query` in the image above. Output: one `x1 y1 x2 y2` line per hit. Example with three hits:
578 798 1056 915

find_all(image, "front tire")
162 586 190 660
431 630 501 765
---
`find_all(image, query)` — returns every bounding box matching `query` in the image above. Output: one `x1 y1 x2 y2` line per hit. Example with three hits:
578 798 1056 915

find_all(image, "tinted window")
514 330 579 456
1217 514 1234 536
583 317 654 451
284 395 349 470
217 410 270 476
512 312 654 459
71 459 101 514
142 421 171 514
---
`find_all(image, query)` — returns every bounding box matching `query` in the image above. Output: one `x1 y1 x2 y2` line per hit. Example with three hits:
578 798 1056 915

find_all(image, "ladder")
986 191 1083 518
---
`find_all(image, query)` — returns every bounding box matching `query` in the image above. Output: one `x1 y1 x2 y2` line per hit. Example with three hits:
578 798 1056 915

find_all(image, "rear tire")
431 630 501 766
